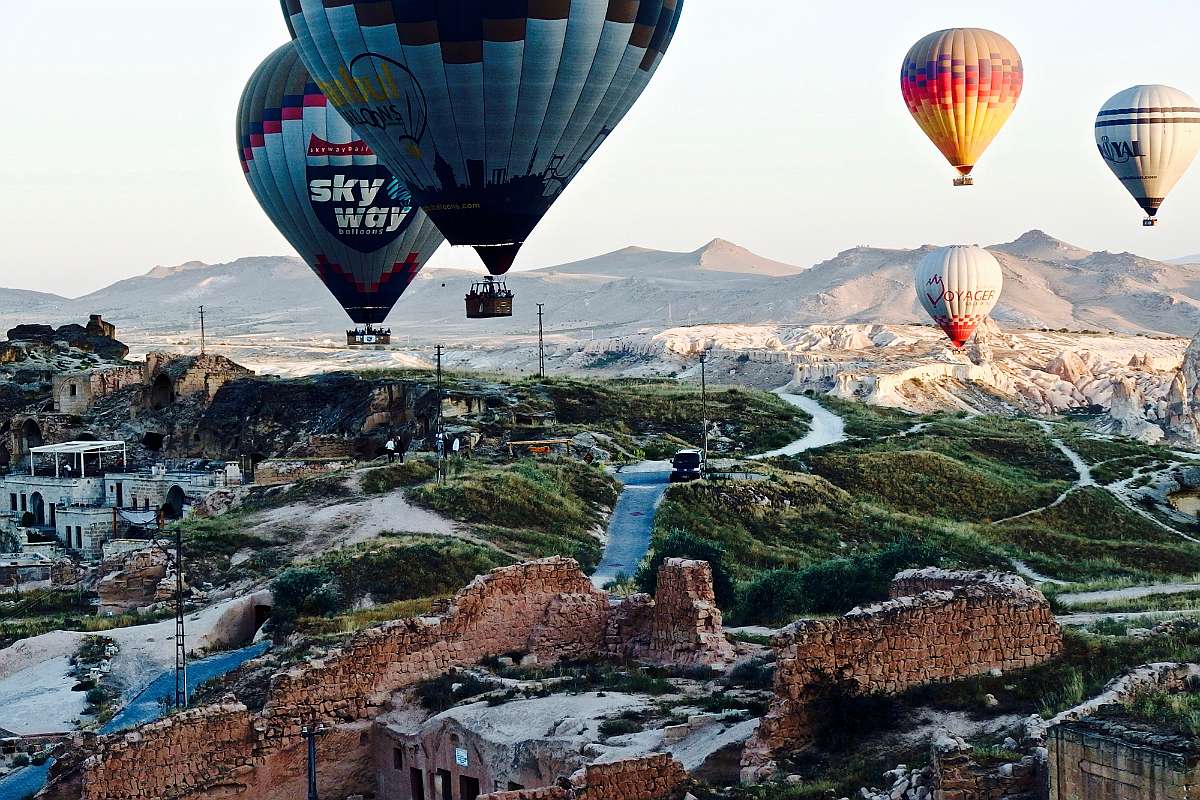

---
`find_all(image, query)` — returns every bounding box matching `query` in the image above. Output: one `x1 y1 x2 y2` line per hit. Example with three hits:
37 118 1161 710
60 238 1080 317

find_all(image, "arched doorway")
0 443 9 468
163 485 185 520
29 492 45 527
19 419 43 453
150 374 175 410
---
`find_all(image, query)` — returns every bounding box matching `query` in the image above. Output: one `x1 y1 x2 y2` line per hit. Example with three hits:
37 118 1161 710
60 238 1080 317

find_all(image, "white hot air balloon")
915 246 1004 348
1095 85 1200 226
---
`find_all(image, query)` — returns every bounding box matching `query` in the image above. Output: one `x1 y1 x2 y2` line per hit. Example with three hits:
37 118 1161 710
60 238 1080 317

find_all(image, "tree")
269 566 344 636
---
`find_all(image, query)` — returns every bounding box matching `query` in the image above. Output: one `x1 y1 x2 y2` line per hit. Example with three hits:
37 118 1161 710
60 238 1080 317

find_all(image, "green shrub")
85 687 109 706
598 716 645 738
414 671 492 713
635 529 736 608
322 539 509 605
269 567 345 634
12 753 29 767
735 539 940 624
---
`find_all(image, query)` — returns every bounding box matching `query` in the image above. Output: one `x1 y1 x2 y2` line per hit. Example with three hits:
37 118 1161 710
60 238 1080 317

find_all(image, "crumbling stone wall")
743 569 1063 778
932 739 1042 800
477 755 689 800
53 366 143 415
645 559 735 667
52 558 728 800
602 560 735 667
143 353 254 405
253 459 353 486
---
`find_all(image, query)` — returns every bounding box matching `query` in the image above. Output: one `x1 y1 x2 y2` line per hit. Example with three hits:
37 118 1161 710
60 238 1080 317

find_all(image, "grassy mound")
409 458 620 570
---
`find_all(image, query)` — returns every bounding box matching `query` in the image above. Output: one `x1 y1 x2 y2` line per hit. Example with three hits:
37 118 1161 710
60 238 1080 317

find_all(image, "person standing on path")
385 437 396 463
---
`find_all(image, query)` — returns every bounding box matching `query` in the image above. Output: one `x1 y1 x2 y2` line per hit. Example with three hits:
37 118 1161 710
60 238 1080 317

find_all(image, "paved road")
591 392 851 589
591 462 673 588
0 641 271 800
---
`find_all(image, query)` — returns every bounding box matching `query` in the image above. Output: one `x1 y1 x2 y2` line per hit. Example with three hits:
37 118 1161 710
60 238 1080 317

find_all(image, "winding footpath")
591 391 849 587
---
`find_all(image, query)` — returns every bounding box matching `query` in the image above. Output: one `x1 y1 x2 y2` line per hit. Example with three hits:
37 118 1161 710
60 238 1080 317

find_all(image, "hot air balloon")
280 0 685 318
915 245 1003 348
901 28 1023 186
1095 85 1200 227
237 43 444 334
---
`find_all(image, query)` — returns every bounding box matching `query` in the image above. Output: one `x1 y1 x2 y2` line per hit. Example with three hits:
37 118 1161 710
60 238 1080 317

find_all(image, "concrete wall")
743 569 1063 778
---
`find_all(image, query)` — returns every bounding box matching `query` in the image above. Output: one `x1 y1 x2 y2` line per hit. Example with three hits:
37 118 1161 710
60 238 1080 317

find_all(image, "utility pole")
174 518 187 708
302 724 327 800
435 345 445 484
198 306 206 355
150 512 186 708
537 304 546 379
700 350 709 472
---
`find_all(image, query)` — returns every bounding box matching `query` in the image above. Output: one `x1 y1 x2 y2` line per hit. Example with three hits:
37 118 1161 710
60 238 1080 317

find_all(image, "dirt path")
1056 583 1200 607
750 392 847 459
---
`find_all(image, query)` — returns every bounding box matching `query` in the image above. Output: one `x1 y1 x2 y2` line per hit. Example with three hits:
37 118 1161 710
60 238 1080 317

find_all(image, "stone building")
0 442 228 561
53 366 144 415
143 353 253 411
1049 715 1200 799
44 558 734 800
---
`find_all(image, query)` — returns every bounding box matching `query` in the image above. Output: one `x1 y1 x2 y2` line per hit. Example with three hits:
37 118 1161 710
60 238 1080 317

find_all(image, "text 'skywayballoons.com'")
237 43 444 324
280 0 684 277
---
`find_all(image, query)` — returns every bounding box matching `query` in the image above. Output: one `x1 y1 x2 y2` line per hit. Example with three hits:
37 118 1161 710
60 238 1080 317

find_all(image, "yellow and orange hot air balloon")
901 28 1023 186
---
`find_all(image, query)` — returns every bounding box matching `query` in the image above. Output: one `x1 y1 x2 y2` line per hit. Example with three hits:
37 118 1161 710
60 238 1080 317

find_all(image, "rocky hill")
7 231 1200 341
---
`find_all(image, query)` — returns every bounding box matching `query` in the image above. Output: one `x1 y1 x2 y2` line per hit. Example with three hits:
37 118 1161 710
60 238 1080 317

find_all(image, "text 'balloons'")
237 42 444 324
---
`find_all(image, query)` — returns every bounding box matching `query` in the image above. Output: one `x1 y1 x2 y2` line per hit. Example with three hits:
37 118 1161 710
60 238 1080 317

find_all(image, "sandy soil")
246 491 465 562
0 594 266 734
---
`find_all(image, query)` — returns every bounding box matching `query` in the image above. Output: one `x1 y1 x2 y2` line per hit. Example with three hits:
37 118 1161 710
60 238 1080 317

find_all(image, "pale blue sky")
3 1 1200 294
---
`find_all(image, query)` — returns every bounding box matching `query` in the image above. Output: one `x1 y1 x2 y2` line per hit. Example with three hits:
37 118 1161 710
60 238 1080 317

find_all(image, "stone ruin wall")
96 548 172 615
478 754 689 800
743 569 1064 777
253 458 355 486
600 559 736 667
54 558 731 800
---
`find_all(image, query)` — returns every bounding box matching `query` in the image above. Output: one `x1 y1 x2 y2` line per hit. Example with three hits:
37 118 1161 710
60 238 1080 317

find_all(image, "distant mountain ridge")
4 231 1200 339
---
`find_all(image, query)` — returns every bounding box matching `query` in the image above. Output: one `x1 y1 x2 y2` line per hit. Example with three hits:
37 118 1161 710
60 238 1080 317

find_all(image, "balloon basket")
953 176 975 187
1143 217 1159 227
466 278 514 319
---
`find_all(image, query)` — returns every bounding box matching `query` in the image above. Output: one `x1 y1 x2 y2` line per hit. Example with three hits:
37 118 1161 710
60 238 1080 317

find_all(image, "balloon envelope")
237 43 444 324
280 0 684 275
1095 85 1200 224
901 28 1023 182
915 246 1003 348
